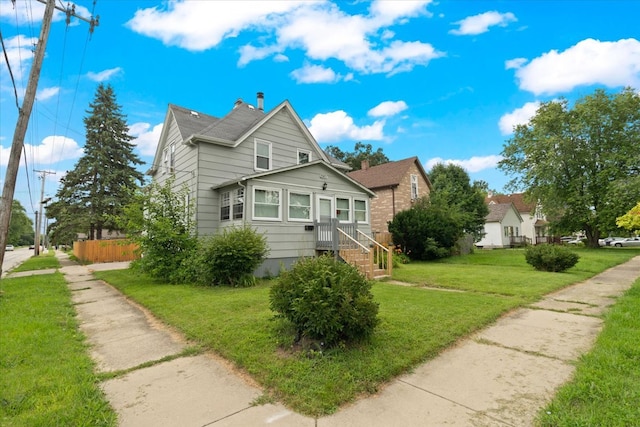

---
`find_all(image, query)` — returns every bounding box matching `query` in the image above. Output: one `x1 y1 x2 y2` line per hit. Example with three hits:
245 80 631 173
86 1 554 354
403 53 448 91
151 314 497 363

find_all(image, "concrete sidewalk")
55 251 640 426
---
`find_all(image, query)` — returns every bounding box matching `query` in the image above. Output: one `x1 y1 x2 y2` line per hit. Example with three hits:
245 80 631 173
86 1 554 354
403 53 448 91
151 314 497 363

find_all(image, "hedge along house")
147 93 390 278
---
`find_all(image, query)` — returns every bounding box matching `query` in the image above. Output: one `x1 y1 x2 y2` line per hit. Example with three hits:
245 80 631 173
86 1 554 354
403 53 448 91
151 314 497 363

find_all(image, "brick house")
347 157 432 233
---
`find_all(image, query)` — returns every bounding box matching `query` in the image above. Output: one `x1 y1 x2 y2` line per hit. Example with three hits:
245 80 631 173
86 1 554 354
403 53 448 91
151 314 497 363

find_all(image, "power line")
0 29 20 110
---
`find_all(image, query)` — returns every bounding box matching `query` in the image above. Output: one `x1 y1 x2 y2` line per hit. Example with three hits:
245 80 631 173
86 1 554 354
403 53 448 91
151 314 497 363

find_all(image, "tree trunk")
585 226 600 248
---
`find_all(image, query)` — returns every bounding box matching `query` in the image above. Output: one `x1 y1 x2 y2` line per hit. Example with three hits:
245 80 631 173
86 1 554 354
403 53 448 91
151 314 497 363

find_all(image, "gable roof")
485 202 523 223
347 156 432 190
211 159 376 197
149 95 339 175
486 193 535 213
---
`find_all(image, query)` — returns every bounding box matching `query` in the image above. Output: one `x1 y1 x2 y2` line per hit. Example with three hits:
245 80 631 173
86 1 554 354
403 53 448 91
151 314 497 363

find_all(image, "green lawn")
0 267 116 426
537 277 640 426
93 247 640 416
9 251 60 273
3 247 638 421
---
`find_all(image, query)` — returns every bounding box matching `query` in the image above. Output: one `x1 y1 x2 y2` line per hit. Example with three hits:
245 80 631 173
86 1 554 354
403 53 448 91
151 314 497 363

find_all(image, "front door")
318 196 334 221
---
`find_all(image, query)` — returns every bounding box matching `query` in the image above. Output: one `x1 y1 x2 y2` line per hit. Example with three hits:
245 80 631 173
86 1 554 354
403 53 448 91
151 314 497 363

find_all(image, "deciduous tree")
499 88 640 248
428 163 489 242
325 142 389 170
7 200 34 246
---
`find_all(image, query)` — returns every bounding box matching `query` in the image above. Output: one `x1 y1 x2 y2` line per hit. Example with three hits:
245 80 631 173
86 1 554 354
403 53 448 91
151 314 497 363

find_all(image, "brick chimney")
361 160 369 170
257 92 264 111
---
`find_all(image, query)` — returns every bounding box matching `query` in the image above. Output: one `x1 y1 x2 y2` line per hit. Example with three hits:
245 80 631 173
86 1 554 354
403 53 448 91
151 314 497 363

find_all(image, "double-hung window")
410 174 418 200
253 187 281 220
163 144 175 174
354 199 367 223
336 198 350 222
289 192 311 221
220 191 230 221
232 189 244 219
255 139 272 171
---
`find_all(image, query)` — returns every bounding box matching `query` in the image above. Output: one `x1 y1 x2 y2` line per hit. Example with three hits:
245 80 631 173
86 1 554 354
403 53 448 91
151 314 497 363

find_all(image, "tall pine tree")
48 84 144 240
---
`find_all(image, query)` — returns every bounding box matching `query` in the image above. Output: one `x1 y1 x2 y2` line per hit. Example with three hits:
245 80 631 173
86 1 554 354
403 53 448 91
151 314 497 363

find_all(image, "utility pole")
0 1 98 273
34 170 55 256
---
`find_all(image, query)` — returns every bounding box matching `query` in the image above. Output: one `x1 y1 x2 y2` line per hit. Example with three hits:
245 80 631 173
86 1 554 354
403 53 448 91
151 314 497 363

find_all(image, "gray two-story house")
147 93 389 278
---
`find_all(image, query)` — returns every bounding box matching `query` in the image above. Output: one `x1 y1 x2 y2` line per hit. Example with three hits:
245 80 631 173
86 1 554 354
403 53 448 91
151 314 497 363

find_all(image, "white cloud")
3 135 84 167
449 11 516 36
368 101 408 117
512 38 640 95
426 155 503 173
129 122 163 156
505 58 527 70
127 0 442 77
290 64 341 84
86 67 123 82
36 87 59 102
308 110 385 143
498 101 540 135
0 35 38 89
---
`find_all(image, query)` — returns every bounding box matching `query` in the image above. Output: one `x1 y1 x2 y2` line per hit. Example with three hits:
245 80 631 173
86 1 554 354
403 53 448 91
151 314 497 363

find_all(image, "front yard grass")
9 250 60 273
537 277 640 426
0 273 116 426
93 247 640 416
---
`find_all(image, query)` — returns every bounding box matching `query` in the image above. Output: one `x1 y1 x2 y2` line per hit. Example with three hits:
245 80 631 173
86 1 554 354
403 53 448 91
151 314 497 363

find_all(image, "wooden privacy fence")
73 239 139 263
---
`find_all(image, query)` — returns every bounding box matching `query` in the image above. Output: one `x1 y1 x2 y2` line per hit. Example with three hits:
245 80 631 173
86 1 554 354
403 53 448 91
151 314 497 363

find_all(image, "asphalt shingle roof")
169 100 265 143
486 193 535 213
485 203 515 222
347 157 422 189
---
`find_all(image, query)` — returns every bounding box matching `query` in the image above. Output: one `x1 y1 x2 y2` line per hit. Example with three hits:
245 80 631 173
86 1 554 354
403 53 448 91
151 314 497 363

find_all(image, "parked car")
600 237 625 246
567 238 583 245
613 237 640 247
5 244 14 251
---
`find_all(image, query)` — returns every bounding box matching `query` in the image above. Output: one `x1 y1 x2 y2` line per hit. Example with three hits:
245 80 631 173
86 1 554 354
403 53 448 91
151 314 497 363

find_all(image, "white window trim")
411 174 418 200
317 195 334 221
336 197 351 223
220 191 231 221
288 191 312 222
252 186 282 221
254 139 272 171
353 198 368 224
297 148 311 165
232 188 244 220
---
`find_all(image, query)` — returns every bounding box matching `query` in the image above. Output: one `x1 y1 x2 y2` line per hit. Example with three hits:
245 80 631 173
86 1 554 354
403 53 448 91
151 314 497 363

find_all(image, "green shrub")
192 225 269 286
524 244 580 272
269 255 379 347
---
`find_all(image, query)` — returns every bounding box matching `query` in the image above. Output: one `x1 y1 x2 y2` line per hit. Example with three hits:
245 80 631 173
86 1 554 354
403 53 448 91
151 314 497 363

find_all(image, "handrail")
357 230 389 253
337 228 370 253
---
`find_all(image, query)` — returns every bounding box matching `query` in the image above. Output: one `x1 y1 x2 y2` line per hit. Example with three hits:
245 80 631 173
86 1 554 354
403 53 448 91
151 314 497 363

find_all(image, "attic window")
410 174 419 200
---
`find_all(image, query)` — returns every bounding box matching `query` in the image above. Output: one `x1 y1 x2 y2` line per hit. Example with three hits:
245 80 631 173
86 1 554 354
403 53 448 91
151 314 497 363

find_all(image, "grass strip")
9 251 60 273
0 273 116 427
537 277 640 426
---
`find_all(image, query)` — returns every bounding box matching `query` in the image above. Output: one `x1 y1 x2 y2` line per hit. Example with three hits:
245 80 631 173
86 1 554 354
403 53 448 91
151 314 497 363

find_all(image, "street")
2 247 35 278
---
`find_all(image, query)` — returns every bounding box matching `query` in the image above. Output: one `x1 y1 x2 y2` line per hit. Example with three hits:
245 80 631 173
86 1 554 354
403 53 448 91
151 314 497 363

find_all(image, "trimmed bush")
190 225 269 286
524 244 580 272
269 255 379 347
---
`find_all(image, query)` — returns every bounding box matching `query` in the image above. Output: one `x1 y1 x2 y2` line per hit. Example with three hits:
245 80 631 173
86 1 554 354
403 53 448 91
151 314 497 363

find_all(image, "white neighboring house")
486 193 550 244
475 203 524 249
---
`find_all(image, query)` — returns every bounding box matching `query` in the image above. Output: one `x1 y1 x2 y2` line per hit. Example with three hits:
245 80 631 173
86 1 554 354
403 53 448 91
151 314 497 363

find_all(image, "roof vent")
190 111 199 117
233 98 243 109
247 104 255 110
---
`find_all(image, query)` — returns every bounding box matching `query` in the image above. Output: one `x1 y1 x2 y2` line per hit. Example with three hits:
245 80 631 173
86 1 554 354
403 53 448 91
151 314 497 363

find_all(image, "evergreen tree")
48 84 144 240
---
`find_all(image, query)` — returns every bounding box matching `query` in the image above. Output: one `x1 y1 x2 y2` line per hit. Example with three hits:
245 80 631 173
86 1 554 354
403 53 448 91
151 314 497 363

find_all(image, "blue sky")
1 0 639 216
